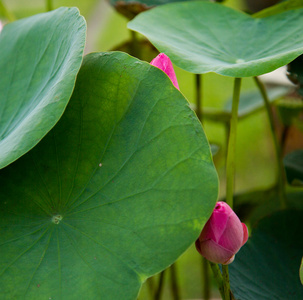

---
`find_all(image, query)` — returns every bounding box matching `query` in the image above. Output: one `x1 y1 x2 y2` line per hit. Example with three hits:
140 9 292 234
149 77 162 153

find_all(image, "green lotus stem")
202 257 210 300
281 126 290 154
224 121 231 156
209 262 225 299
46 0 53 11
0 0 15 21
226 78 242 208
147 277 156 298
130 30 141 59
253 76 286 209
196 74 203 121
222 265 231 300
154 270 166 300
170 263 181 300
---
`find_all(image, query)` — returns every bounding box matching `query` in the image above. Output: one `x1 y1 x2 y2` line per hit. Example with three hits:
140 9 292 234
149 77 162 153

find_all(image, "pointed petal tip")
150 53 180 90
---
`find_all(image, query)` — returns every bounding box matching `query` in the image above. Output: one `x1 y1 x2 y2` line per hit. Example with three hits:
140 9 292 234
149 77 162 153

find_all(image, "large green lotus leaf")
229 210 303 299
0 52 218 299
0 7 86 169
128 1 303 77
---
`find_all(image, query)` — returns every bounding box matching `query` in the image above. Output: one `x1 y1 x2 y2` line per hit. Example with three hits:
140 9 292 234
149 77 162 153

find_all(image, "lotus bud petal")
150 53 180 90
195 201 248 265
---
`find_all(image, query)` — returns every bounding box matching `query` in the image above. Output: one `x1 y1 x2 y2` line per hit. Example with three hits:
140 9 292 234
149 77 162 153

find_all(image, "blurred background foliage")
1 0 302 299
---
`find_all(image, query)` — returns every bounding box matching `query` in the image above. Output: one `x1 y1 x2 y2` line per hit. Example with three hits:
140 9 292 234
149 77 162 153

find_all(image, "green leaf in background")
229 210 303 299
0 7 86 169
225 86 289 118
128 1 303 77
0 52 218 299
201 86 288 123
234 189 303 226
283 150 303 185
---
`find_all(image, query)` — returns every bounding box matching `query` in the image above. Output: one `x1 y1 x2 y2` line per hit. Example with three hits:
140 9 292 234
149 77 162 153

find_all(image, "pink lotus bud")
195 201 248 265
150 53 180 90
0 21 3 33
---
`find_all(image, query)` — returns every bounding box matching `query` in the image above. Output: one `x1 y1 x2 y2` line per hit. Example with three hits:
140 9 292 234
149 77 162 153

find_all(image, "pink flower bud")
195 201 248 265
150 53 180 90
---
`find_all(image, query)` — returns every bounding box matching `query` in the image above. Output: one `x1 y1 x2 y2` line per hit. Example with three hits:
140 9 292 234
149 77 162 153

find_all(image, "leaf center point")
52 214 63 224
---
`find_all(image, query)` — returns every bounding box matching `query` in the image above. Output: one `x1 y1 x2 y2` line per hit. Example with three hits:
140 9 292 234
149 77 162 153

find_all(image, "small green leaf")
0 7 86 169
287 55 303 96
229 210 303 300
284 150 303 185
300 258 303 285
0 52 218 299
210 144 220 156
254 0 303 18
275 97 303 126
128 1 303 77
